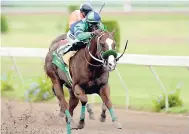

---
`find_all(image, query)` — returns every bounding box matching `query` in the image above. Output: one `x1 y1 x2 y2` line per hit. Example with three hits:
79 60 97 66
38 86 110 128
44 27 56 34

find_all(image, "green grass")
1 13 189 113
166 107 189 114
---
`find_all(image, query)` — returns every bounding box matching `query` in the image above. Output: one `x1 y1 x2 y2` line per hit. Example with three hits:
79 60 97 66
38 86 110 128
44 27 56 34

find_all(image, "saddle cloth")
52 33 78 86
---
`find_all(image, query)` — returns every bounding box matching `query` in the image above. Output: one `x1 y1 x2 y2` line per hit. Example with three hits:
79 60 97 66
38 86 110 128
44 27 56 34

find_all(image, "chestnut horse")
48 33 96 120
44 30 127 134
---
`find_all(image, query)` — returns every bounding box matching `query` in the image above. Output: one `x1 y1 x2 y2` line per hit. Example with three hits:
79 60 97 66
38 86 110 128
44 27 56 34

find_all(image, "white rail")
1 47 189 66
1 47 189 111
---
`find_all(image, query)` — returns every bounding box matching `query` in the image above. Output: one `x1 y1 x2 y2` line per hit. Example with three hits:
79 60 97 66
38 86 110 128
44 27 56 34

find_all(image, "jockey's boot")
63 42 80 55
62 43 73 55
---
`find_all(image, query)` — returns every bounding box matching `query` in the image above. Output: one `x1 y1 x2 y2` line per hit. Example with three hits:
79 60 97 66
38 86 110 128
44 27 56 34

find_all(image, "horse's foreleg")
99 84 122 129
52 78 72 133
77 101 87 129
74 84 88 129
52 86 65 117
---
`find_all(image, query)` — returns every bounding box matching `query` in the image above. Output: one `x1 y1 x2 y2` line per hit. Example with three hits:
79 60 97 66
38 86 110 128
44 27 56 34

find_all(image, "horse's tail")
43 55 50 80
44 42 60 79
43 64 49 79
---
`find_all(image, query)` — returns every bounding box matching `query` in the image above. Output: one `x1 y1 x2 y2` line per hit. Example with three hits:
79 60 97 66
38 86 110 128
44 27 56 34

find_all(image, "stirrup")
63 45 72 55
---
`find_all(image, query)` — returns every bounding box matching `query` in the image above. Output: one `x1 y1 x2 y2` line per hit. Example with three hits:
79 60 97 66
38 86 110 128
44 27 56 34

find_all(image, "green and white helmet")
86 11 101 30
86 11 101 23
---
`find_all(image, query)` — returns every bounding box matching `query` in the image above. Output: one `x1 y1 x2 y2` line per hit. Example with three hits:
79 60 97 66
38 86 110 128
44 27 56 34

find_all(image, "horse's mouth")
103 56 117 72
107 55 116 71
107 64 116 71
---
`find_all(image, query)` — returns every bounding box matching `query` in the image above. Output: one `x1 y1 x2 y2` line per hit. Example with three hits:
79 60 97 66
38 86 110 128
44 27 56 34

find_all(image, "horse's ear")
111 29 116 36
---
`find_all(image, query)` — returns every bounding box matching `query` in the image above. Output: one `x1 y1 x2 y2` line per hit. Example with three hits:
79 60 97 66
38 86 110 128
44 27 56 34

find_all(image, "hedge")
24 76 69 102
1 71 15 94
1 15 9 33
152 88 183 112
65 20 120 51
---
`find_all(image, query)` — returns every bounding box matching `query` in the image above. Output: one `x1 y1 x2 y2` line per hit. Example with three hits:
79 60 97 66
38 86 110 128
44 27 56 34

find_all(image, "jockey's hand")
91 29 101 36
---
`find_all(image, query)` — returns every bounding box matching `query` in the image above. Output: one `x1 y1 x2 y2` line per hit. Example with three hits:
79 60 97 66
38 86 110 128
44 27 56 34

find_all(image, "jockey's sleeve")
74 23 91 40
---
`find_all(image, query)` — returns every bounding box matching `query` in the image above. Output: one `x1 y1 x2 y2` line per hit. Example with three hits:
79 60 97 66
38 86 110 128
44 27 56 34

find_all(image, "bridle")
84 30 128 67
84 31 114 67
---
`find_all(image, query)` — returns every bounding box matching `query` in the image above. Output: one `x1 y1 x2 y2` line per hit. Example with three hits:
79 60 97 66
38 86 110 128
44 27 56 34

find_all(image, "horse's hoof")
113 120 122 129
100 117 106 122
100 114 106 122
70 119 78 130
77 120 85 129
89 112 95 120
58 111 65 117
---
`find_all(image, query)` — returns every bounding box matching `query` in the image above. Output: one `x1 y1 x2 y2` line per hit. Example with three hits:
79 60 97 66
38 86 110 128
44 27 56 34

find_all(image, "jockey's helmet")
86 11 101 30
80 3 93 17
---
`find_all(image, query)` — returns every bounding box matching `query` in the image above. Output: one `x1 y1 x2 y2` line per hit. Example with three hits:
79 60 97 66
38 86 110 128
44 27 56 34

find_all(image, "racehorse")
44 30 128 134
48 33 96 120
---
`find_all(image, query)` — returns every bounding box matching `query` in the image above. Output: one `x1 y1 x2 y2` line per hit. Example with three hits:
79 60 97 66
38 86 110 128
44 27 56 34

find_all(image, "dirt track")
1 98 189 134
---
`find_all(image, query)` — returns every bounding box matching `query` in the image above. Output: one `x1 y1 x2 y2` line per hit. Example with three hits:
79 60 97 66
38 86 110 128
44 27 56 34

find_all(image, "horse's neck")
87 38 106 74
85 38 98 64
89 38 97 56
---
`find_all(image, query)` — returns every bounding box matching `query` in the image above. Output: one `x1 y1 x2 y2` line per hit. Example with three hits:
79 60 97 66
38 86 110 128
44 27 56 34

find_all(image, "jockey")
64 11 105 53
57 10 106 56
50 3 92 49
69 3 93 28
72 10 105 40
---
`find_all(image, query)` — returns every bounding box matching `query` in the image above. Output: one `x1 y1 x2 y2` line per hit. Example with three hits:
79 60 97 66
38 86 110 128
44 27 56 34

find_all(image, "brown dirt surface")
1 98 189 134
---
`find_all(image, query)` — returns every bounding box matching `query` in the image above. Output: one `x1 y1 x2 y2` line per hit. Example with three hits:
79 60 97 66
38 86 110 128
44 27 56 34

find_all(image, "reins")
84 45 104 67
84 31 117 67
84 31 105 67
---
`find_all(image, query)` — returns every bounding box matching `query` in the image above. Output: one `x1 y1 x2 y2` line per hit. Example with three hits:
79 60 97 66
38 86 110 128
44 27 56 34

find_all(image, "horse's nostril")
109 63 112 66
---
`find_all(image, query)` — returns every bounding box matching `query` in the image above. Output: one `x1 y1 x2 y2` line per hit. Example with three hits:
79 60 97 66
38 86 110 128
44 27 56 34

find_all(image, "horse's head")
89 30 118 71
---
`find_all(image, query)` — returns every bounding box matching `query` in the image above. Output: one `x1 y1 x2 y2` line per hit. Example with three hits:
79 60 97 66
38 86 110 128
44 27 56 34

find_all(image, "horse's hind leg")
52 86 64 117
52 76 72 133
68 90 79 129
86 103 95 120
45 63 72 133
100 103 107 122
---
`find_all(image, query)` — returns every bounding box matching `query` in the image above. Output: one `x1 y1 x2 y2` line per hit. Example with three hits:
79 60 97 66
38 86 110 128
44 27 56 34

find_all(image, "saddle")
55 39 77 66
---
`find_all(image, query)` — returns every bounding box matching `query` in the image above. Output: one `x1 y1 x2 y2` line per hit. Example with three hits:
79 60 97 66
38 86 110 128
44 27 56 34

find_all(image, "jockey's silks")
69 10 84 28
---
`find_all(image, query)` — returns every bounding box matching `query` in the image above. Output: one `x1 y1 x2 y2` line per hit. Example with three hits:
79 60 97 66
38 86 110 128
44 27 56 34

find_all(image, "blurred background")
1 0 189 114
